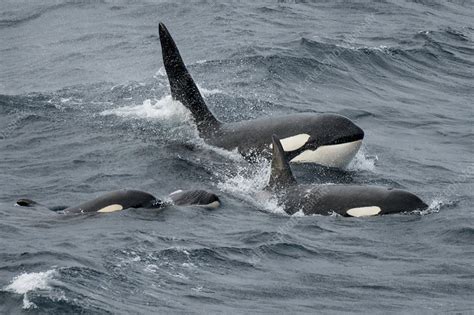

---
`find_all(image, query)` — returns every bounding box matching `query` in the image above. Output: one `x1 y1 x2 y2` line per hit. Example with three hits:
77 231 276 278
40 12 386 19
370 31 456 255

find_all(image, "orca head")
284 114 365 168
382 189 428 214
314 114 364 146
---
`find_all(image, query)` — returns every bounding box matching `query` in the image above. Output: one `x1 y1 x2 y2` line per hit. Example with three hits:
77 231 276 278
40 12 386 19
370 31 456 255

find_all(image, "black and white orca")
158 23 364 168
268 135 428 216
16 189 220 214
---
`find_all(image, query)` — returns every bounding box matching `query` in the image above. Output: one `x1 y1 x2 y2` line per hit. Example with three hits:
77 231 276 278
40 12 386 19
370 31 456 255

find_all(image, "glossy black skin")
282 185 428 216
209 113 364 159
16 189 220 214
62 190 160 214
268 134 428 216
158 23 364 161
169 189 219 206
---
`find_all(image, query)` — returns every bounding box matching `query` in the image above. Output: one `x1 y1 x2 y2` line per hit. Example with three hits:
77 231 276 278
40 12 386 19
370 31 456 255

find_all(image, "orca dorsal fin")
159 23 221 134
269 135 297 190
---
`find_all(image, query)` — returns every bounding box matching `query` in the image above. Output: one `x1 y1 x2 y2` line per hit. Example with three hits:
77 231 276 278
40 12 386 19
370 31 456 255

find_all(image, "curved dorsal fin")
269 135 297 190
159 23 220 134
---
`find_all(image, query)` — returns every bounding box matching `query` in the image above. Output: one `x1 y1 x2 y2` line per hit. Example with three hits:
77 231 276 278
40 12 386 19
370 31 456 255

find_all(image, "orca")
16 189 220 214
158 23 364 168
268 135 428 216
169 189 220 209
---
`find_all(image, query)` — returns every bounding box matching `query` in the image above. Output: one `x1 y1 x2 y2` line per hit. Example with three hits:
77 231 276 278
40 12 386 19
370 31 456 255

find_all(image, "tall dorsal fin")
269 134 297 190
159 23 220 134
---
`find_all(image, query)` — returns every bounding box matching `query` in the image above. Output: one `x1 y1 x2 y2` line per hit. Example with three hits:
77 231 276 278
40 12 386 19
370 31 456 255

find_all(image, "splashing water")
412 198 451 216
196 84 225 96
347 144 378 172
4 269 57 309
100 96 192 122
217 157 286 214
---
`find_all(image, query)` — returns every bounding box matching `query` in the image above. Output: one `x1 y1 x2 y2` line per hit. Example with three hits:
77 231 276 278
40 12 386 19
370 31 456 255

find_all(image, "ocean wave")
4 269 59 309
441 226 474 245
409 197 458 216
0 11 42 29
110 246 257 273
297 29 473 79
0 2 73 29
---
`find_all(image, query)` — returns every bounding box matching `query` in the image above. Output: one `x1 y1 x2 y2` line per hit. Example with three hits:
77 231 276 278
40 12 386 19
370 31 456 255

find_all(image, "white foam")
101 96 192 122
5 269 56 295
428 198 443 212
347 144 377 171
5 269 57 309
404 198 449 216
196 84 223 96
218 160 269 195
154 66 166 78
413 198 443 215
292 209 305 217
195 139 243 162
192 285 204 292
144 264 159 273
217 158 286 214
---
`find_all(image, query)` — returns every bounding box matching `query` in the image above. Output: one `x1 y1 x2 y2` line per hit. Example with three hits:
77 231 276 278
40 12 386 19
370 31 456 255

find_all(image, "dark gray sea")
1 0 473 313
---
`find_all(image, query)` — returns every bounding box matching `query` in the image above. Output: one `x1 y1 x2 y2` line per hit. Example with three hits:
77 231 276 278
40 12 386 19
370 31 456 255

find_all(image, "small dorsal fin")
159 23 220 134
269 135 297 189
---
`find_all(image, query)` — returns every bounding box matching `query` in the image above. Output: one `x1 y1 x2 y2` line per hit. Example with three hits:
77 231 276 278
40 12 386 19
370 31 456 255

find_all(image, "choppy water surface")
1 1 473 313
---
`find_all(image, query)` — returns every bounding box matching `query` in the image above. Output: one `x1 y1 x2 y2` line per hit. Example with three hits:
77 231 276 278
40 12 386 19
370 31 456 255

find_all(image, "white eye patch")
269 134 310 152
290 139 362 168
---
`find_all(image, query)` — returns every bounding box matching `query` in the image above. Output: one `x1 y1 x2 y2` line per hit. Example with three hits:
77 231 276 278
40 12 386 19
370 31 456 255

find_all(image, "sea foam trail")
4 269 57 309
100 96 192 122
101 95 244 163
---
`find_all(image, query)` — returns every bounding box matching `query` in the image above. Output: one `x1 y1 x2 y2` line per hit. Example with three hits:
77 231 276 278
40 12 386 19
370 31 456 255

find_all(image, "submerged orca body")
159 23 364 168
16 189 220 214
169 189 220 209
269 135 428 216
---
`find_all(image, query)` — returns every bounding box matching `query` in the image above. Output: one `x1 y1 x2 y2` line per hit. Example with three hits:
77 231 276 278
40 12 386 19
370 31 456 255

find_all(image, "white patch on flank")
97 204 123 213
201 200 220 209
346 206 381 217
291 139 362 168
269 133 310 152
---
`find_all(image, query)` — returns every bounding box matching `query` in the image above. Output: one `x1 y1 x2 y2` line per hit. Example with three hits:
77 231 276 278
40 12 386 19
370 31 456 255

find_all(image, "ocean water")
0 1 473 313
